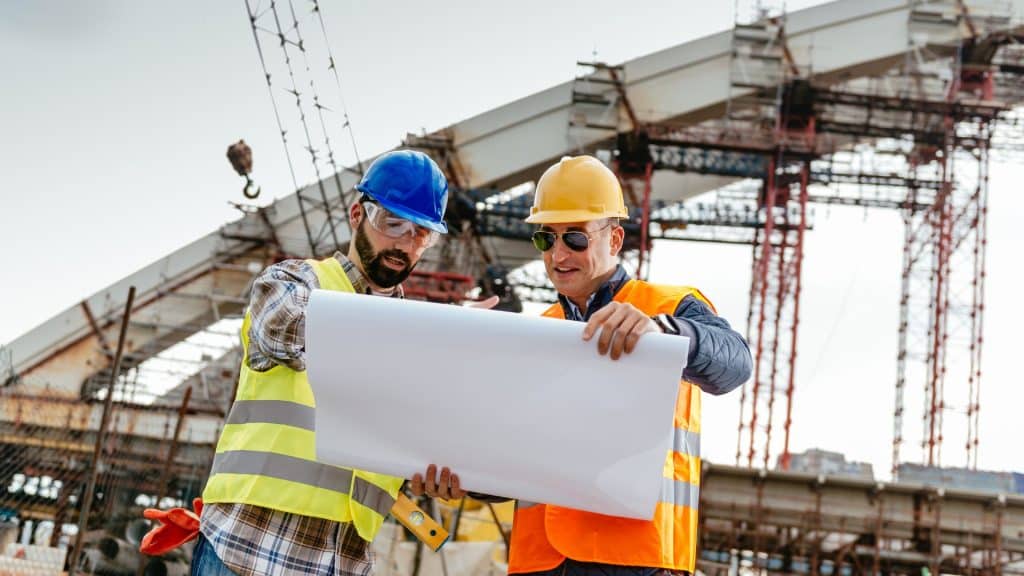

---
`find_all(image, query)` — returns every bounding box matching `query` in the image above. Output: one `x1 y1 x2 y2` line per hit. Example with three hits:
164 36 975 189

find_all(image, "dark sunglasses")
531 223 613 253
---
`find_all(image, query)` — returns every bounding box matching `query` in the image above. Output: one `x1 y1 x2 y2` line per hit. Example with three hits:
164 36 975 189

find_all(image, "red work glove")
139 497 204 556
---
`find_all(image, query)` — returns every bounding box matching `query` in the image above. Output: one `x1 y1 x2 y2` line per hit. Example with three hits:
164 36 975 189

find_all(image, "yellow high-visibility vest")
203 256 405 542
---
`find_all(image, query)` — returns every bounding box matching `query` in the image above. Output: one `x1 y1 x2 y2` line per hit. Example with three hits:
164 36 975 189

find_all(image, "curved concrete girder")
449 0 991 191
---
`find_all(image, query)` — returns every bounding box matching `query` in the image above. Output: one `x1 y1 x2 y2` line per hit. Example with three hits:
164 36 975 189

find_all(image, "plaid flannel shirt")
246 253 403 372
200 253 403 576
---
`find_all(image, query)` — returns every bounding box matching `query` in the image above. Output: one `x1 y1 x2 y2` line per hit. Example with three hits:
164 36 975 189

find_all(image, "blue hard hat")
356 150 449 234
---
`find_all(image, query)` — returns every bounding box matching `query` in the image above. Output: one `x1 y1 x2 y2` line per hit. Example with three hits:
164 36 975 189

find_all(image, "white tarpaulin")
305 289 689 519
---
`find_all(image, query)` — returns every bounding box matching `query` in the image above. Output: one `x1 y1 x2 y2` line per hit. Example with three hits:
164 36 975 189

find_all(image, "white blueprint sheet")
305 289 689 519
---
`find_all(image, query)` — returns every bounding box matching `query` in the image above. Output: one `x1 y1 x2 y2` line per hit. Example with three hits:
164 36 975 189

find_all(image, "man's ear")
349 202 363 230
609 224 625 257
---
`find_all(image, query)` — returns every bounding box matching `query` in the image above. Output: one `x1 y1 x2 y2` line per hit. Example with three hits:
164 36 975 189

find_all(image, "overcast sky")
1 1 1021 478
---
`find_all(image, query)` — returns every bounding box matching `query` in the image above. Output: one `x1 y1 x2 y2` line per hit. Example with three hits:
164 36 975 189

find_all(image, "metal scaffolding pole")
68 286 136 576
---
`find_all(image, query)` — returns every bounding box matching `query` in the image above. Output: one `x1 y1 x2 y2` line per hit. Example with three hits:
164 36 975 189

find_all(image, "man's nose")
551 237 573 261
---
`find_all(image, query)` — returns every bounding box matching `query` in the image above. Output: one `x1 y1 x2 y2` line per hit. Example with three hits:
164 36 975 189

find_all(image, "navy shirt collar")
557 265 631 321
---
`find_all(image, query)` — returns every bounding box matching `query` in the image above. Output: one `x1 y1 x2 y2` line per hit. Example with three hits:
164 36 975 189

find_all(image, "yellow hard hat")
525 155 628 224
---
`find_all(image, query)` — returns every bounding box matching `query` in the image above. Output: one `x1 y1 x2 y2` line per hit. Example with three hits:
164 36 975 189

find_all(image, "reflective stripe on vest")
212 450 347 491
675 428 700 457
226 400 316 430
508 279 711 574
661 478 700 509
202 256 404 541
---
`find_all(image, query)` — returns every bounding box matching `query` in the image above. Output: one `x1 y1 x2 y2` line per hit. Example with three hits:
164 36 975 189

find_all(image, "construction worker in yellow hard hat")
507 155 753 576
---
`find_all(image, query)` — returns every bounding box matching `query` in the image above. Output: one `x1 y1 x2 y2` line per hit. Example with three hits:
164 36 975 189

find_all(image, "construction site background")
2 0 1024 574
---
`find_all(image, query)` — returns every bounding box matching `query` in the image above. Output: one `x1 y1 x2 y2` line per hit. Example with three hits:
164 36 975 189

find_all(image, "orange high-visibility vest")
508 279 712 574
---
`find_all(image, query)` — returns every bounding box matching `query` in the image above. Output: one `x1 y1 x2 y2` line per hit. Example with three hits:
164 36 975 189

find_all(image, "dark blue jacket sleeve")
662 295 752 395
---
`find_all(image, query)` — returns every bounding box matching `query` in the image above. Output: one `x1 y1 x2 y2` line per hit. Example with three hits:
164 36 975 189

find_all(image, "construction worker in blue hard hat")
193 150 496 576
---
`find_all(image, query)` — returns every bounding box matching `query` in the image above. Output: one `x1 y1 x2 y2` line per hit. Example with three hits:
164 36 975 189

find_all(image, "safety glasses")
531 223 613 253
363 202 440 248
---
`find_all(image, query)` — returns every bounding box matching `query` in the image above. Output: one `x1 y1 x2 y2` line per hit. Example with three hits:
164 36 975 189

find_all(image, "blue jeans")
191 534 238 576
